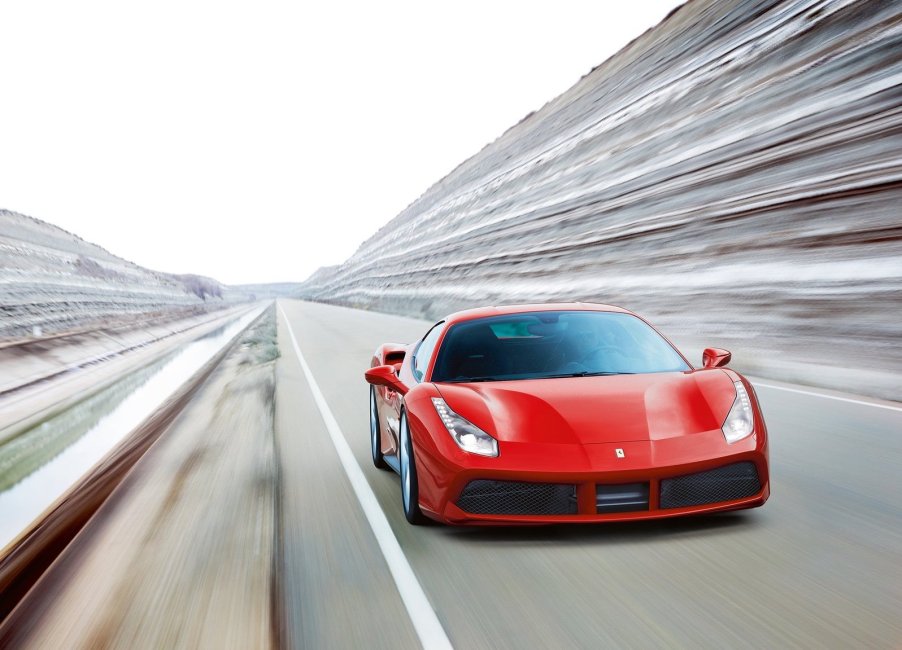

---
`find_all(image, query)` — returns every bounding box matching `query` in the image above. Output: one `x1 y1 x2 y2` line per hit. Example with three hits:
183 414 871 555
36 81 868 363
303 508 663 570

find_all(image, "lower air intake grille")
456 480 577 515
660 462 761 509
596 482 649 513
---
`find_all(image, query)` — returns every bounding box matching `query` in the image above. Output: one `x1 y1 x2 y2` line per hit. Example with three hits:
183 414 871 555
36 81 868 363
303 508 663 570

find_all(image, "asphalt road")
275 299 902 649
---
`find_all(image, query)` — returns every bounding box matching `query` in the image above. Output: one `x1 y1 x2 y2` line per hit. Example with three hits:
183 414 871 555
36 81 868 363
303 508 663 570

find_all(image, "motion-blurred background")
3 0 899 399
297 0 902 400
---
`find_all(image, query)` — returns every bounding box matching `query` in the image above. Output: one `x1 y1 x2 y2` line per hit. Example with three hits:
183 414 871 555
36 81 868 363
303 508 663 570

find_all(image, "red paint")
703 347 732 368
366 303 769 525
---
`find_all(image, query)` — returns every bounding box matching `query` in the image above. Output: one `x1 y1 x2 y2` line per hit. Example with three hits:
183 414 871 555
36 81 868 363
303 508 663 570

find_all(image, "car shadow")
439 511 762 546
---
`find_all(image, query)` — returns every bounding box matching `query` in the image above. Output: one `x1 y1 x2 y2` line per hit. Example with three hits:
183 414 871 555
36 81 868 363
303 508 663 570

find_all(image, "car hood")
434 370 736 444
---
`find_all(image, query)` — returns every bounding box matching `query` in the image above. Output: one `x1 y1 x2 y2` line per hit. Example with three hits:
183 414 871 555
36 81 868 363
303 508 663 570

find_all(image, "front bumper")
442 460 768 525
415 429 769 525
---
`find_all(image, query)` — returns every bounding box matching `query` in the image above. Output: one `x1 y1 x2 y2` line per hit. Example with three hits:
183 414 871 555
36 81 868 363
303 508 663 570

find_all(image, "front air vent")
596 483 649 513
660 462 761 509
456 480 577 515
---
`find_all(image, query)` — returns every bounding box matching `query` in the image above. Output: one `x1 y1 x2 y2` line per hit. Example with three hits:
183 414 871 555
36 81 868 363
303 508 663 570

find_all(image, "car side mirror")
365 364 409 395
702 348 732 369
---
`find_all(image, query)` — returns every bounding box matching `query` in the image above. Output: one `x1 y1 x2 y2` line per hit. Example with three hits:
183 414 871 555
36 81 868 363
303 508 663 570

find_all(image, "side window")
413 322 444 382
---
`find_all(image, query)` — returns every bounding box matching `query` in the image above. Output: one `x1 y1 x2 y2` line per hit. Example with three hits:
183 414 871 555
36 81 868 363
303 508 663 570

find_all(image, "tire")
370 386 389 470
399 410 427 524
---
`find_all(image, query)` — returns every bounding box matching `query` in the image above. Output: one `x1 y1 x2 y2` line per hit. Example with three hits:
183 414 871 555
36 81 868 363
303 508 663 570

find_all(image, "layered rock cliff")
300 0 902 398
0 210 245 340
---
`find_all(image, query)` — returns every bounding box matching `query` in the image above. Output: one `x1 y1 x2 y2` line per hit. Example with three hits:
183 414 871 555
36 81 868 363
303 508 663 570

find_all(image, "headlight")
722 380 754 443
432 397 499 457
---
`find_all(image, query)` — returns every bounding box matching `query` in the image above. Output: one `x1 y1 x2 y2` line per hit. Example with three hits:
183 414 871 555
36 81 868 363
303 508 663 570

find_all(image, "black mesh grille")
456 480 577 515
660 462 761 509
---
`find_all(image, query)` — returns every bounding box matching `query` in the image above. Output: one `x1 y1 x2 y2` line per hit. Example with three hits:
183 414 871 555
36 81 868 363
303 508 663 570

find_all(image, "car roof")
441 302 633 327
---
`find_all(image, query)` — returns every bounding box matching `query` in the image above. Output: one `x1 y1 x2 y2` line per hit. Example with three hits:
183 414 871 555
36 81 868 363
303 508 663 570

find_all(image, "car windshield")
431 311 690 382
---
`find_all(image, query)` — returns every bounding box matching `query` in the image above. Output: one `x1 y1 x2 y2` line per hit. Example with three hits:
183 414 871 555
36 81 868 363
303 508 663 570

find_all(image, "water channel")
0 307 263 549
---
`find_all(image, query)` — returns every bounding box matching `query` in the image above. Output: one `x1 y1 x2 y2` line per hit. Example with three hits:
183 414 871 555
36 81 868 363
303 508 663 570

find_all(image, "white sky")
1 1 678 285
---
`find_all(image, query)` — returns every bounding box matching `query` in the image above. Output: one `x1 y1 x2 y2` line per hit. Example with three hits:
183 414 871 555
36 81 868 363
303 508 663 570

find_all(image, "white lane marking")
753 381 902 412
278 304 453 650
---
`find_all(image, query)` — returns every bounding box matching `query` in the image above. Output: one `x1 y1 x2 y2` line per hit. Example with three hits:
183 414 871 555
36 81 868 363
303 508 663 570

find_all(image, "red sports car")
365 303 769 525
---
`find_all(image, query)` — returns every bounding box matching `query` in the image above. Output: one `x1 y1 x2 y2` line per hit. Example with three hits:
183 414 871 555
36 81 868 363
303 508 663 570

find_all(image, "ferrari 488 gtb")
364 303 769 525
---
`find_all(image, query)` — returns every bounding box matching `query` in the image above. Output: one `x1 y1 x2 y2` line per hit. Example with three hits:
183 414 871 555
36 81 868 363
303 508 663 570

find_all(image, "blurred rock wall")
0 210 246 339
300 0 902 399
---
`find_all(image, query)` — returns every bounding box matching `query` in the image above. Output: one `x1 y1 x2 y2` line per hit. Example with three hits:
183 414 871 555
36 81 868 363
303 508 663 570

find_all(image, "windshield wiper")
446 376 502 383
543 371 635 378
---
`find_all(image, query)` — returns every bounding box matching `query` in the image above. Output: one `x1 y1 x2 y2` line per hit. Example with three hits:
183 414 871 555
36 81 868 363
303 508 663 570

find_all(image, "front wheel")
370 386 389 470
399 411 426 524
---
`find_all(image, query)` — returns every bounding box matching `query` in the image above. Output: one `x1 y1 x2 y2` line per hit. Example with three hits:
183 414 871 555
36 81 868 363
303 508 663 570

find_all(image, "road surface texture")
273 300 901 649
1 299 898 648
0 309 279 648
